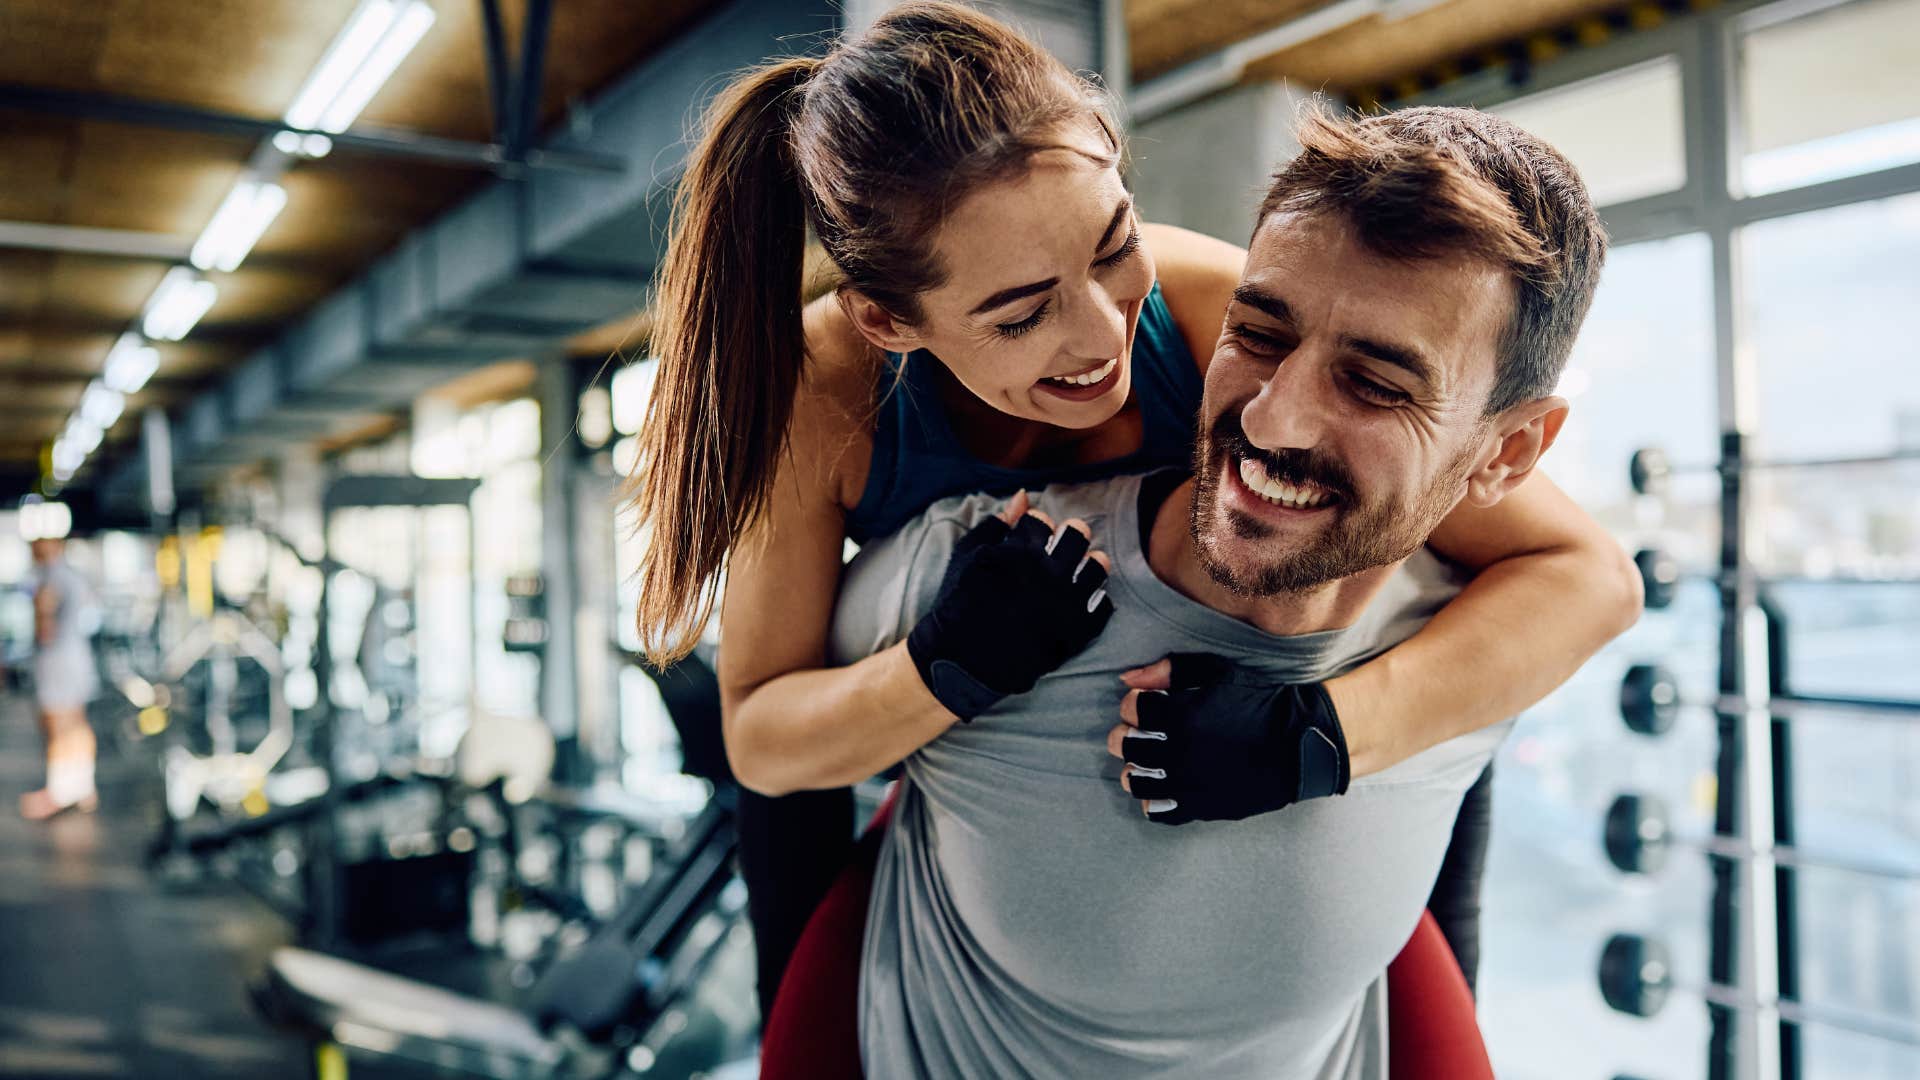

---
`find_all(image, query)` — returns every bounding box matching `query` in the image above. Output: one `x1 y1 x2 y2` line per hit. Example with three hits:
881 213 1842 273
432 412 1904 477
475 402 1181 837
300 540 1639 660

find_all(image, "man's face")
1190 211 1514 596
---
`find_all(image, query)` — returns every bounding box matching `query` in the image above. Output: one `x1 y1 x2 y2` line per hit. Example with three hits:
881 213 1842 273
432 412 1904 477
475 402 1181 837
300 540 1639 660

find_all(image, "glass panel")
1738 0 1920 195
1546 232 1719 565
1742 191 1920 461
1791 868 1920 1068
1488 57 1686 208
1797 1015 1920 1079
1769 582 1920 700
1479 231 1723 1079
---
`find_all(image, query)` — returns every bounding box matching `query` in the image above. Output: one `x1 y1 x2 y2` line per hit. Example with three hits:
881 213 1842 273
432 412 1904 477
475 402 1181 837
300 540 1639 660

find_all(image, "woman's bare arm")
715 303 956 796
1328 475 1642 776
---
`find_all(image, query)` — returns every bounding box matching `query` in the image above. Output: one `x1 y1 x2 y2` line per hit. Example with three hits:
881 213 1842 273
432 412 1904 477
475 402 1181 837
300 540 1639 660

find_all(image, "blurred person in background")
20 537 101 820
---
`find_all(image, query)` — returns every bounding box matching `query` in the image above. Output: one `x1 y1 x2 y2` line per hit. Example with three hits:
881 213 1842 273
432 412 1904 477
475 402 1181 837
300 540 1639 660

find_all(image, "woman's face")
861 126 1156 430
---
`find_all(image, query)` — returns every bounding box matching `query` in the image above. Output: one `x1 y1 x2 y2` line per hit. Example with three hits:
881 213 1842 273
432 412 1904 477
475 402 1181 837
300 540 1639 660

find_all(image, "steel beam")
0 83 625 177
0 220 192 261
512 0 555 160
480 0 515 147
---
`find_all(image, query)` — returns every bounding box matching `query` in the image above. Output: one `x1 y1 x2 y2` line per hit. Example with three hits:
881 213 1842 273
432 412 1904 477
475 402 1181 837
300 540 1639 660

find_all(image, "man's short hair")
1259 103 1607 415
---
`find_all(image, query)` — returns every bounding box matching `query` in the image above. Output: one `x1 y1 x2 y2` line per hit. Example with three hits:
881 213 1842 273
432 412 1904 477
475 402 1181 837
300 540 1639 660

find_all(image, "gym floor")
0 689 309 1079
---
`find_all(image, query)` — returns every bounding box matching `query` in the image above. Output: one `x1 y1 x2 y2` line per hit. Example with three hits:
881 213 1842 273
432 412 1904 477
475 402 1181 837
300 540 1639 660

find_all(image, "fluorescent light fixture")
190 178 288 273
302 134 334 158
104 333 161 394
142 267 218 342
273 130 304 154
320 2 434 131
80 381 125 429
51 439 84 475
66 415 104 455
20 501 73 541
284 0 436 135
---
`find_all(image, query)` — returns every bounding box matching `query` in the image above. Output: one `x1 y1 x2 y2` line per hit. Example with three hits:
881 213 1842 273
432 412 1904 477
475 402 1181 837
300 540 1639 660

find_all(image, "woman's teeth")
1044 357 1118 388
1238 457 1333 509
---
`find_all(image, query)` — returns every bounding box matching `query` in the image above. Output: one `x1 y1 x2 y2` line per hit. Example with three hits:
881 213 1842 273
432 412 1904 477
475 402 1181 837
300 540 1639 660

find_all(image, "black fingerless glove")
1121 652 1348 825
906 512 1115 721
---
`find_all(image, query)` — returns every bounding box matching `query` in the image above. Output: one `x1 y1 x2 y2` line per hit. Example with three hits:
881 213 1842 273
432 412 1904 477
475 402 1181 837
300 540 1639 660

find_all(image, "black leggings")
737 786 857 1020
1425 762 1494 995
738 762 1496 1018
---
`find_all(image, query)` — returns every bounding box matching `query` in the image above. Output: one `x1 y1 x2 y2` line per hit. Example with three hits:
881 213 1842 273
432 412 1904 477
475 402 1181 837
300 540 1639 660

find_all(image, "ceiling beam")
0 221 194 261
0 83 626 178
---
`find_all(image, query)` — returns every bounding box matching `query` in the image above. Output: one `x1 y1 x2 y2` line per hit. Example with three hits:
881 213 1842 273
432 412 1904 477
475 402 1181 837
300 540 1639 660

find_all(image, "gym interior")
2 1 1916 1078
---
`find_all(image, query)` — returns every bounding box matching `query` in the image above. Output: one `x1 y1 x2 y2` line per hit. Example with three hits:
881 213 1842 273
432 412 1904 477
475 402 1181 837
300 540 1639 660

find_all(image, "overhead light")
65 415 104 455
142 267 218 342
302 134 334 158
190 178 288 273
80 381 125 429
105 333 161 394
51 439 85 475
284 0 436 135
19 501 73 542
273 130 304 155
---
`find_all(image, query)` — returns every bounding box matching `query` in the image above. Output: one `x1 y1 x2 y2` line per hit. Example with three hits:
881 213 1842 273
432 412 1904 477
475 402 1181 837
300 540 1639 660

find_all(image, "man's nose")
1240 349 1329 453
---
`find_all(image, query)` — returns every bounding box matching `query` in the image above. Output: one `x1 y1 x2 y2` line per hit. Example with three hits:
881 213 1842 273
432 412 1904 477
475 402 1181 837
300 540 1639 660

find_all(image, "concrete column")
536 358 583 777
1128 81 1307 246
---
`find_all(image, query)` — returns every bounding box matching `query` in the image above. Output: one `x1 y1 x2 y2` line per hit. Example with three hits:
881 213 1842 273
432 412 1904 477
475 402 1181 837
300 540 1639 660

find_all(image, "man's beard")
1188 409 1476 597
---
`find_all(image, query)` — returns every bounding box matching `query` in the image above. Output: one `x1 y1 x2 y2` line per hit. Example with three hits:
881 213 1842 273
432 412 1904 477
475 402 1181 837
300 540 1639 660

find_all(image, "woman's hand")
906 491 1116 721
1106 653 1347 822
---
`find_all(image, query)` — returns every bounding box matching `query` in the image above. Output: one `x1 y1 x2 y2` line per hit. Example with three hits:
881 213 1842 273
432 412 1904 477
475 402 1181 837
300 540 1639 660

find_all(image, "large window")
1489 57 1688 208
1737 0 1920 195
1475 234 1722 1080
1417 3 1920 1076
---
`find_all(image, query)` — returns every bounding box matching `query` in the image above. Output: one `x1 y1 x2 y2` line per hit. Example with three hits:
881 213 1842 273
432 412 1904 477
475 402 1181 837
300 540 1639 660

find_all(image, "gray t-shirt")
829 472 1512 1080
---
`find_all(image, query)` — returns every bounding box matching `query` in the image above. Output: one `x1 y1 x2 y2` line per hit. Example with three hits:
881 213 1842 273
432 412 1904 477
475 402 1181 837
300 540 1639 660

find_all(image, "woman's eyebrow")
966 197 1135 318
1095 196 1133 252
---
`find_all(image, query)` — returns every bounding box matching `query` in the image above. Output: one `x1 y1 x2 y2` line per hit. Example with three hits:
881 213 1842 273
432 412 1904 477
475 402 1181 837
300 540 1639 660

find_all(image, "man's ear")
838 289 925 354
1464 396 1569 509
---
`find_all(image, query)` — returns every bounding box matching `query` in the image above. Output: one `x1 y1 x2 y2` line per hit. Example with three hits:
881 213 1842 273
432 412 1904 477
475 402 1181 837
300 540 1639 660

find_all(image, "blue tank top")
846 282 1202 543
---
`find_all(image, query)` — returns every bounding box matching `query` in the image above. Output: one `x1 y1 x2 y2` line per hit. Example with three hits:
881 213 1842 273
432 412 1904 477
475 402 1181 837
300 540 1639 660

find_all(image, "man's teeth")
1237 457 1332 509
1045 357 1118 387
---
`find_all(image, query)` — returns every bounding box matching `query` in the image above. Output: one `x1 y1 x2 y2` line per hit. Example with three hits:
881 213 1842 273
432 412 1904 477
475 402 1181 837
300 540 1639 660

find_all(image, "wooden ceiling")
0 0 713 480
1126 0 1634 88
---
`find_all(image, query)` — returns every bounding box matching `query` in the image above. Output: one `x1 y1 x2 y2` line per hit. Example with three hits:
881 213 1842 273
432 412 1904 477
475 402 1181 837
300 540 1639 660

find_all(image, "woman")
628 1 1639 1014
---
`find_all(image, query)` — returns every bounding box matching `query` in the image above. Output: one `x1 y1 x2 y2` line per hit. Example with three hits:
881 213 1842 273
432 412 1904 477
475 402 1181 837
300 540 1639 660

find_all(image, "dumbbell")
1629 447 1672 498
1620 663 1920 737
1619 664 1679 736
1632 548 1680 611
1604 791 1920 881
1600 932 1920 1047
1632 443 1920 499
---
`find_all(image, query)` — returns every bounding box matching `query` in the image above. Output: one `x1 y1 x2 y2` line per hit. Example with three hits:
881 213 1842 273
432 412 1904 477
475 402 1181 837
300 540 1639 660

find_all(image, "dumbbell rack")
1617 431 1920 1080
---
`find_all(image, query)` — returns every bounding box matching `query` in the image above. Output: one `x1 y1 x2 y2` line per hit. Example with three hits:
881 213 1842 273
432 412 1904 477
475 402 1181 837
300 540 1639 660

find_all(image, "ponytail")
628 55 820 666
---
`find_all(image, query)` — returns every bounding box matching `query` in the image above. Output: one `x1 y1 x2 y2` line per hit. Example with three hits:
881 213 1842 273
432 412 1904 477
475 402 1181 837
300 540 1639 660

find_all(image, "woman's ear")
838 289 924 354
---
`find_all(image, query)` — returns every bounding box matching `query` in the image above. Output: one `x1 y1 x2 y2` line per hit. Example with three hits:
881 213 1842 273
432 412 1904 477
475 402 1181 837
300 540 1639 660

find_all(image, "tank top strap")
1128 281 1204 450
846 281 1201 543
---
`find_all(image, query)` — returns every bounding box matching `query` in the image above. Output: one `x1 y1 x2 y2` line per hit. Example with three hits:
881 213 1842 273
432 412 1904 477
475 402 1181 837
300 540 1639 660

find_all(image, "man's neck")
1146 477 1401 637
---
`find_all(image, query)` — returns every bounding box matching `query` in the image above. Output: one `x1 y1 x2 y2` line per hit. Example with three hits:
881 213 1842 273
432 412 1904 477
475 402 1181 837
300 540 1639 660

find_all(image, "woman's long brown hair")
627 2 1119 665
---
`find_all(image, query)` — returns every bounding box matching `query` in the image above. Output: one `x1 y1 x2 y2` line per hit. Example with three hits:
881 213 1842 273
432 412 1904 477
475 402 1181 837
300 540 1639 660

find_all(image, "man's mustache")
1205 410 1356 503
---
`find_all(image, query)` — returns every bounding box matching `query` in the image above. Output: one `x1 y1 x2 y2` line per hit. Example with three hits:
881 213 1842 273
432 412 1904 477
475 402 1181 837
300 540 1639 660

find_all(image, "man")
827 105 1607 1077
21 536 100 819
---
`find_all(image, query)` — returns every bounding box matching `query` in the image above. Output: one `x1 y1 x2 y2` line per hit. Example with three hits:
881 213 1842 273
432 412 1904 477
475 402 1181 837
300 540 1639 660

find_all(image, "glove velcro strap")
1288 682 1349 800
